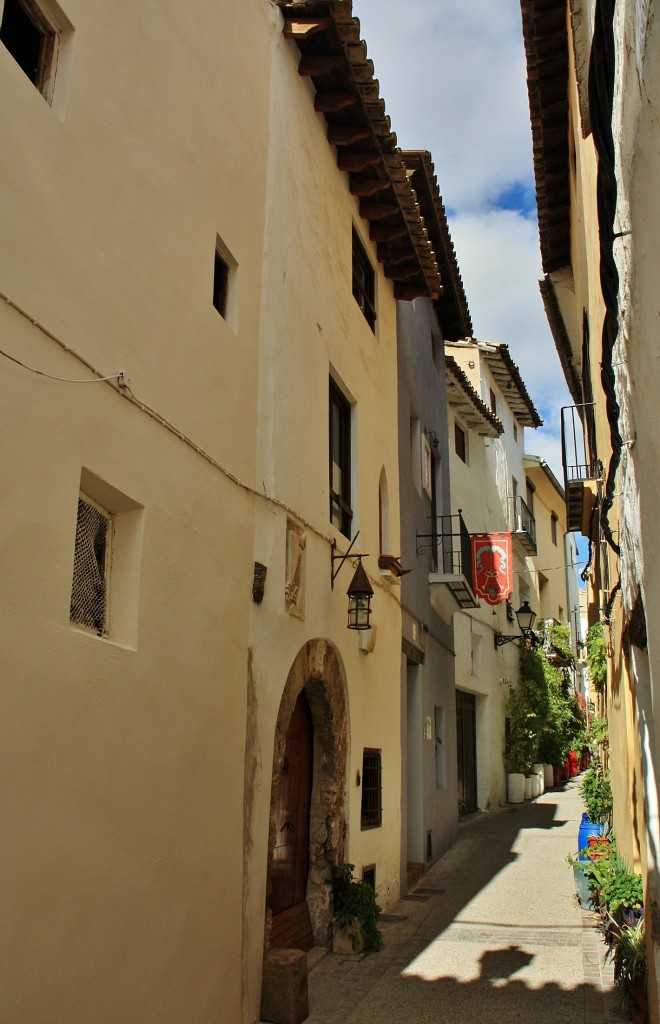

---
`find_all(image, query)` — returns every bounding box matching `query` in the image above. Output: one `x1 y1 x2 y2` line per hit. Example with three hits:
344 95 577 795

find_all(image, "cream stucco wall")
0 2 277 1020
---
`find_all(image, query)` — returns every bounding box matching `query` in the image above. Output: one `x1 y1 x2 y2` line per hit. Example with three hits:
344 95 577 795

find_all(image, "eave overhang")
447 340 543 428
278 1 442 300
402 151 473 339
445 356 503 437
520 0 571 274
539 274 583 404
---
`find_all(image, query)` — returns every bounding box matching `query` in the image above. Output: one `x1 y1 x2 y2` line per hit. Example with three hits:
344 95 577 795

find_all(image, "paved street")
303 777 624 1024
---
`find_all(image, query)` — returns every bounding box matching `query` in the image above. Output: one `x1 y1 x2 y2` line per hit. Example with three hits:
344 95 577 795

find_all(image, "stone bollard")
260 948 309 1024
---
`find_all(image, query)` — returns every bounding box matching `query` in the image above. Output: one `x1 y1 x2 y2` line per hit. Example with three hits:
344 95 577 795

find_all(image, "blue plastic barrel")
578 813 605 853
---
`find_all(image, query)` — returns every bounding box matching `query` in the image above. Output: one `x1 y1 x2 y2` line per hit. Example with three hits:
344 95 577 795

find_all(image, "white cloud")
354 0 534 211
353 0 573 478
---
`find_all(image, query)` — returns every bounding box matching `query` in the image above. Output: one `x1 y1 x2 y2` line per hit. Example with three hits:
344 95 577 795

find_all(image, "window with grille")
70 495 111 635
352 228 376 331
361 749 382 829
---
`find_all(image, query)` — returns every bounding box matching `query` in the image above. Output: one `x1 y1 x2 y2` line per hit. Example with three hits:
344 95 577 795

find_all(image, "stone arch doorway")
265 639 348 950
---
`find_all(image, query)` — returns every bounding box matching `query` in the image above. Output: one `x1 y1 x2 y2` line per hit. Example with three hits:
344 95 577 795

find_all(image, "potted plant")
607 918 648 1023
580 764 613 829
328 863 382 954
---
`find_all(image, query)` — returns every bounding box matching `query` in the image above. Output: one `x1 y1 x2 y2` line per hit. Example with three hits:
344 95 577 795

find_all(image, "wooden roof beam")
359 200 399 220
337 151 381 172
283 19 333 39
369 224 408 243
349 177 391 197
327 126 371 146
314 93 358 113
298 55 345 77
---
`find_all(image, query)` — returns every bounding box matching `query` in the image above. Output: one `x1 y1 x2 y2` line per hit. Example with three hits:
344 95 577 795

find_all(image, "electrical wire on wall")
588 0 622 557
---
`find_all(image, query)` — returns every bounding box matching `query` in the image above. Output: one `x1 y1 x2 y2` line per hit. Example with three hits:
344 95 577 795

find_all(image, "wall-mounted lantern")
494 601 538 648
331 533 374 631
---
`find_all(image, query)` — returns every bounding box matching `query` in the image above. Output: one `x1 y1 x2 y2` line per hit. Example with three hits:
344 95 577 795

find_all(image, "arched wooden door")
268 689 314 949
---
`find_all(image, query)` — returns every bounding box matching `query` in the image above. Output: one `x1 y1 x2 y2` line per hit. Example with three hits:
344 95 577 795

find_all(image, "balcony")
560 404 600 534
417 511 479 622
511 495 537 554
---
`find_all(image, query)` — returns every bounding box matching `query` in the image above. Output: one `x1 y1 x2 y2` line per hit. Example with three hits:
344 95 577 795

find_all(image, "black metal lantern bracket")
331 533 374 631
494 601 539 649
330 532 369 590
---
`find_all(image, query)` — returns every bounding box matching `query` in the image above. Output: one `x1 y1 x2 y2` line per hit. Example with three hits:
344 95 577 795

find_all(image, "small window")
70 495 111 636
361 749 382 829
454 421 467 464
212 234 237 329
551 512 558 546
513 422 518 442
329 379 352 537
352 228 376 331
1 0 56 95
212 251 229 318
489 388 497 415
422 433 433 499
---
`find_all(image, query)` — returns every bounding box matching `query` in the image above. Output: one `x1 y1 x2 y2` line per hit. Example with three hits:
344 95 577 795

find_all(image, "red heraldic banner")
471 533 513 606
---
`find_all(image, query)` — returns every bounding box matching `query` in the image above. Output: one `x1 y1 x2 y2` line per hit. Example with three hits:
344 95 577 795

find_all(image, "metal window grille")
70 496 110 635
361 749 382 829
352 229 376 330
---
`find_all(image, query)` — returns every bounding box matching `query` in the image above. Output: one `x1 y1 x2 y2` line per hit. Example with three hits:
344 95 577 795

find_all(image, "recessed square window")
212 234 237 329
1 0 73 108
352 227 376 331
213 252 229 318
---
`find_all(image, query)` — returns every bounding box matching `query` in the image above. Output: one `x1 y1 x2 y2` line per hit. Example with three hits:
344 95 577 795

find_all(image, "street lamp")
331 534 374 631
494 601 538 648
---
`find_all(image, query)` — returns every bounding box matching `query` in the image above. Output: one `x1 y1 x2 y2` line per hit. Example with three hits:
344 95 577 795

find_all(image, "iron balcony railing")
416 510 474 593
511 495 537 553
561 404 600 488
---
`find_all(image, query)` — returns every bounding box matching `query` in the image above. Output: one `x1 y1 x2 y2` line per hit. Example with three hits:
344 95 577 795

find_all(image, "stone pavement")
303 777 625 1024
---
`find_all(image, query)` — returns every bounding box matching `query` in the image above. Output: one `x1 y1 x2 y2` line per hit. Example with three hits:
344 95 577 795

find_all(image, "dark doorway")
268 688 314 950
456 690 477 815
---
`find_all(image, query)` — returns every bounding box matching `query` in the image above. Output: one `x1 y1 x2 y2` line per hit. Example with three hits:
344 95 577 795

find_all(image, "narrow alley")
301 778 624 1024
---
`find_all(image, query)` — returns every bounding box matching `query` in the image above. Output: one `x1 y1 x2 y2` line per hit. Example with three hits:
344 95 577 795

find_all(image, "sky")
353 0 573 481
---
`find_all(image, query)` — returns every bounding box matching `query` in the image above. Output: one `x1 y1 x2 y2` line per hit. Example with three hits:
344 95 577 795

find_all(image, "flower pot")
543 763 554 789
507 773 526 804
587 834 611 848
553 765 560 786
530 773 541 798
524 775 532 800
332 919 365 955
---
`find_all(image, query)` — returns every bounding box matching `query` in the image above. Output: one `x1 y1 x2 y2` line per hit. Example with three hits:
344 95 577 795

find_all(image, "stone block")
260 948 309 1024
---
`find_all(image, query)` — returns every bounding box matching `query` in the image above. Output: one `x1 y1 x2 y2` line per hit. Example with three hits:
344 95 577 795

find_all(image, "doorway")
268 689 314 950
456 690 477 814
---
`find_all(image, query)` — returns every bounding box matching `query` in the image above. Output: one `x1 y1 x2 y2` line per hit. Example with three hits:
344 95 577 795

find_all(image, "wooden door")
269 689 314 949
456 691 477 815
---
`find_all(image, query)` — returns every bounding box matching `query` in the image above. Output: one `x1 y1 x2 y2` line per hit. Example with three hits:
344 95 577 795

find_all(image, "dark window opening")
329 380 352 538
213 251 229 318
489 388 497 415
362 865 376 890
551 512 558 546
361 749 382 829
352 228 376 331
426 830 433 863
454 422 467 463
1 0 55 94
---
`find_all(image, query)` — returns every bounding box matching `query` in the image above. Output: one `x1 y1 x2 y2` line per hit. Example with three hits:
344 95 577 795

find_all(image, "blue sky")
354 0 574 482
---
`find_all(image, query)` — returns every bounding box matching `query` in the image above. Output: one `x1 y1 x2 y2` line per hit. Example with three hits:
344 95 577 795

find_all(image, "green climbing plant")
586 622 608 694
